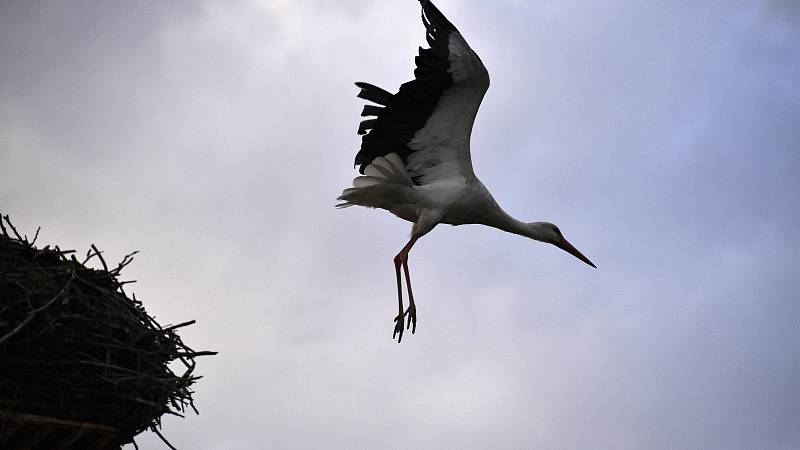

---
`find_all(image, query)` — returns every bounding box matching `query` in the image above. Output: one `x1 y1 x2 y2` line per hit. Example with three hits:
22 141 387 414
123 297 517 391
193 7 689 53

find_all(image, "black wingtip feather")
357 118 377 135
420 0 458 34
361 105 384 117
355 82 392 106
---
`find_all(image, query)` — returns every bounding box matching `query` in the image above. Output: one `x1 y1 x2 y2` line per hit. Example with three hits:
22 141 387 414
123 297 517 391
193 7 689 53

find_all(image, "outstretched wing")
353 0 490 185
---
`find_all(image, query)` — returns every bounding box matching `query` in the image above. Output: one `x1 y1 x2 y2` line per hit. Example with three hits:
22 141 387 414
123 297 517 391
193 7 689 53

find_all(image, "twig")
151 425 179 450
3 215 23 241
163 320 196 331
0 410 118 433
90 243 109 272
30 227 41 246
111 251 139 275
175 351 217 357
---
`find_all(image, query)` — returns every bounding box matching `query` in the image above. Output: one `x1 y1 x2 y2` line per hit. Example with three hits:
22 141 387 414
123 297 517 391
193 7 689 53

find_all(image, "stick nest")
0 216 215 448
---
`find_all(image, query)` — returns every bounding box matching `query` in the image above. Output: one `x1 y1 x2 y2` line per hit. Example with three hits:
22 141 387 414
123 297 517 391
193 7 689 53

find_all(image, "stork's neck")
482 200 549 243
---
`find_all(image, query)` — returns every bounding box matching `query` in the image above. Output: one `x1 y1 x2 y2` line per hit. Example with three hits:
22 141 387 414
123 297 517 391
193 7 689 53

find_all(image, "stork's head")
527 222 596 268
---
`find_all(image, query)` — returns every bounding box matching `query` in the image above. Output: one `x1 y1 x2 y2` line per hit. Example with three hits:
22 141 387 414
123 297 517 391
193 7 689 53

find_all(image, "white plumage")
338 0 595 342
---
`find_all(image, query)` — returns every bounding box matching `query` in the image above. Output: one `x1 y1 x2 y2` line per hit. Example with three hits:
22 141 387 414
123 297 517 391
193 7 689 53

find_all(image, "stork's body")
338 0 595 342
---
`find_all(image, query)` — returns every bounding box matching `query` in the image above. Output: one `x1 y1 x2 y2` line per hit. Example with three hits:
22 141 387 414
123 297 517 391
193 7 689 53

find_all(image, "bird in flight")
338 0 596 342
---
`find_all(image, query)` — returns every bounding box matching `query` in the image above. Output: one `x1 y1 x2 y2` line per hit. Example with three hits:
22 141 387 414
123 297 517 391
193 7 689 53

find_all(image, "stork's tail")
336 153 414 208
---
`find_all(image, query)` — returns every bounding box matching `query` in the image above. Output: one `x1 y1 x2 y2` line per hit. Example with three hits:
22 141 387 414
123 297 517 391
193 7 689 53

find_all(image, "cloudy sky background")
2 0 799 448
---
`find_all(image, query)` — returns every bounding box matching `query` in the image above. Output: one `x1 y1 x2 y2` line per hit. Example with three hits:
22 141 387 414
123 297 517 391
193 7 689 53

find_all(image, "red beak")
556 239 596 268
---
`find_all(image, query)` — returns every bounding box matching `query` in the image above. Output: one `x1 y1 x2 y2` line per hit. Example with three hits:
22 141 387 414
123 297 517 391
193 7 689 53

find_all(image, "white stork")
338 0 596 342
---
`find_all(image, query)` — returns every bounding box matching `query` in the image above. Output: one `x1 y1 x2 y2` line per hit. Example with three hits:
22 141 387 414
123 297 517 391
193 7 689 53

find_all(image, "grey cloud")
1 1 798 449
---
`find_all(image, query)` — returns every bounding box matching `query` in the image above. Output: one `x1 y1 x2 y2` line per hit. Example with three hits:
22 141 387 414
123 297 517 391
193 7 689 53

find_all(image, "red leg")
392 236 418 342
392 257 405 342
403 260 416 333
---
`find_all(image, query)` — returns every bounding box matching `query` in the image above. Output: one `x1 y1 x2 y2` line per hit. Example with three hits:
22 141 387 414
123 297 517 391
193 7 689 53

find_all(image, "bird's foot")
404 304 417 334
392 312 406 343
392 306 417 342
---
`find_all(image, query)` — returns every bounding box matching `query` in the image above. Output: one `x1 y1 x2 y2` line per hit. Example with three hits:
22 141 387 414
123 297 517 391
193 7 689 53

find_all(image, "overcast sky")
2 1 799 449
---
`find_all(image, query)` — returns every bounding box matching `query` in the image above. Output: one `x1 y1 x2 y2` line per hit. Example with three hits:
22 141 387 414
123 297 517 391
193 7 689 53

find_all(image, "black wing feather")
355 82 392 106
352 0 458 176
360 105 384 117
